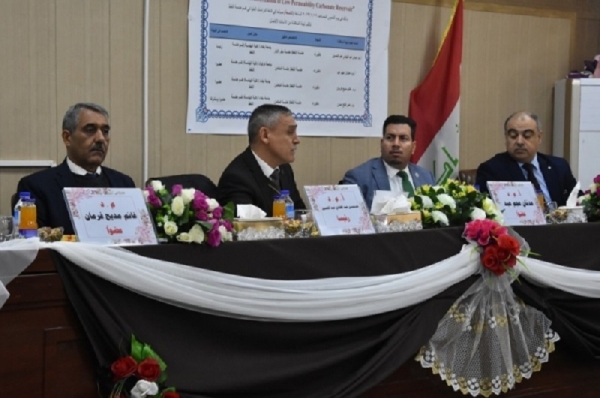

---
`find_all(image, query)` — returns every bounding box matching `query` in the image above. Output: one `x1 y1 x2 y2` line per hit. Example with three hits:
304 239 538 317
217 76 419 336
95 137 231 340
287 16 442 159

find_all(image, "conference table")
1 223 599 397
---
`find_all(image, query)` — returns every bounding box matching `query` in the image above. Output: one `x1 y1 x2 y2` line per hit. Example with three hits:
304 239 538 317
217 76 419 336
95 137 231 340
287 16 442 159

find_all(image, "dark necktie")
270 169 281 190
85 172 99 180
522 163 541 191
397 170 414 197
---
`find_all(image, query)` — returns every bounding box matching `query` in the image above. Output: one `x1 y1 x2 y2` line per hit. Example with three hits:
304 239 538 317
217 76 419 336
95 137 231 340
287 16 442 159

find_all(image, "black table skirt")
53 223 600 398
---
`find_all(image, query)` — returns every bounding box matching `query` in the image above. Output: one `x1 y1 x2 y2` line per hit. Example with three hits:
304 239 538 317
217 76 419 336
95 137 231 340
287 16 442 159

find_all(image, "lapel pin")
548 166 551 169
415 172 420 178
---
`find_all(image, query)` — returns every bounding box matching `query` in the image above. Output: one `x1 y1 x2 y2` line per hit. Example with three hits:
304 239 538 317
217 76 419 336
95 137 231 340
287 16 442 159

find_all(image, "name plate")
304 184 375 236
486 181 546 226
63 188 158 245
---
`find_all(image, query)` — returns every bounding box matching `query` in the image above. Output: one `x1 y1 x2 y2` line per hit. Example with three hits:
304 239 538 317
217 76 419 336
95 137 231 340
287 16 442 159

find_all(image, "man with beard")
341 115 435 209
218 104 305 216
16 103 135 234
476 111 577 207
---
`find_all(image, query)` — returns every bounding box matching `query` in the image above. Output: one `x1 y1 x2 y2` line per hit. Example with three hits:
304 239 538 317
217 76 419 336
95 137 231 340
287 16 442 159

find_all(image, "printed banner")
186 0 390 137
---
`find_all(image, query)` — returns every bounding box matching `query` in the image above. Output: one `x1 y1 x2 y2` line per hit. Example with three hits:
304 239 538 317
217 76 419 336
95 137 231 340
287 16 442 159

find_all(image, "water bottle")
13 192 30 237
18 198 38 238
272 194 286 218
280 189 295 219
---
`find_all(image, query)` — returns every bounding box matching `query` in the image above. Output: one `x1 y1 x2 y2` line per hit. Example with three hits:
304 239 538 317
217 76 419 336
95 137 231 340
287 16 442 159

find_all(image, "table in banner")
1 224 599 397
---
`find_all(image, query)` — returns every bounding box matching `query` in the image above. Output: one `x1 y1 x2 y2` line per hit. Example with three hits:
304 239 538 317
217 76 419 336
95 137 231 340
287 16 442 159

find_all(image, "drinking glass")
0 216 14 242
285 210 313 238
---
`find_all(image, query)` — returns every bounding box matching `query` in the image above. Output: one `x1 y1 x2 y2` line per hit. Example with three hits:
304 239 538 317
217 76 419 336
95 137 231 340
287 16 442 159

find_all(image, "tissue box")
233 217 284 232
383 212 422 224
371 211 423 233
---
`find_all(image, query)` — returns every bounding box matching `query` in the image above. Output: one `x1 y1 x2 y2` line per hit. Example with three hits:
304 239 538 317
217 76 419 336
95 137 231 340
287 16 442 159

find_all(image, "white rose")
164 220 178 236
181 188 196 204
431 210 449 226
418 195 434 209
206 198 219 211
176 232 192 243
470 207 487 220
493 210 504 224
218 225 233 242
171 196 185 216
189 224 206 244
482 197 496 214
130 380 159 398
150 180 164 191
437 193 456 209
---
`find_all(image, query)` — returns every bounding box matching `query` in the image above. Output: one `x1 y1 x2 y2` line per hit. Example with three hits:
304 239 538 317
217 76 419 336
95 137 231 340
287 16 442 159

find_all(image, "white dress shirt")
383 161 414 195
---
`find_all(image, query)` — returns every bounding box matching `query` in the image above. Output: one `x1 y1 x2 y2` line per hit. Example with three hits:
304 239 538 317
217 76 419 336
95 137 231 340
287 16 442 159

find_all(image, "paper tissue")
234 205 284 240
550 182 586 223
370 190 422 232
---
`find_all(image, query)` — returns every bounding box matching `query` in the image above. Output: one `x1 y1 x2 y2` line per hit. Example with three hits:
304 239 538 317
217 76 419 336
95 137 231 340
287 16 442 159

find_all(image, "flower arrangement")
110 335 178 398
579 175 600 222
463 219 521 276
410 179 503 228
144 181 234 245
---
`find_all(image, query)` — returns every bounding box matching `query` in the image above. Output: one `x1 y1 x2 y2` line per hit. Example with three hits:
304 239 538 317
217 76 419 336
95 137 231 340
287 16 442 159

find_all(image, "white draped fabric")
1 239 600 319
2 237 600 396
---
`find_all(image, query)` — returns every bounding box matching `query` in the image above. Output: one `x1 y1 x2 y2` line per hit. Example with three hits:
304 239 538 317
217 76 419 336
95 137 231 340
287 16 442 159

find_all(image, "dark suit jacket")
476 152 577 206
217 147 306 216
16 160 136 235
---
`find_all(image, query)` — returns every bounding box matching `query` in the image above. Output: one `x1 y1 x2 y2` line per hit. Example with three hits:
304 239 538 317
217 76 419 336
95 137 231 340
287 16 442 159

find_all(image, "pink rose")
171 184 183 196
206 224 221 247
212 206 223 219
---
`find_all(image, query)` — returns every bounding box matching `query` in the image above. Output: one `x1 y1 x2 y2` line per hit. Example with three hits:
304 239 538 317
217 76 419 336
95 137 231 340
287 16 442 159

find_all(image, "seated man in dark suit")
341 115 436 209
218 104 306 216
476 111 577 207
16 103 136 234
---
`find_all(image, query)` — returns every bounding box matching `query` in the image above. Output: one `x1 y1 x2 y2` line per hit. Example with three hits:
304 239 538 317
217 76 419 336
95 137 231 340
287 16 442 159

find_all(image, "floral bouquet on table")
144 180 234 245
410 179 503 228
463 219 523 276
579 175 600 222
109 335 179 398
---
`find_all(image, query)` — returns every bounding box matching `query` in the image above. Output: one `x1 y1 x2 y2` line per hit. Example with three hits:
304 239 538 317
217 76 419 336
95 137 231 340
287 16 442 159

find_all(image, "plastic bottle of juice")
272 194 286 218
18 198 38 238
13 191 30 237
280 189 295 219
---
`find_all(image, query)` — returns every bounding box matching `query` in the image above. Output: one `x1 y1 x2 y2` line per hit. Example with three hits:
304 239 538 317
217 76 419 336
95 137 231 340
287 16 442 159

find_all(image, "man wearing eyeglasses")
475 111 577 207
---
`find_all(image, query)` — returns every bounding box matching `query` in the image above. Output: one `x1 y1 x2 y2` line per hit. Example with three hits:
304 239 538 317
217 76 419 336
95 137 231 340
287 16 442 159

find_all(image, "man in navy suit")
218 104 306 216
16 103 135 235
476 111 577 207
341 115 436 210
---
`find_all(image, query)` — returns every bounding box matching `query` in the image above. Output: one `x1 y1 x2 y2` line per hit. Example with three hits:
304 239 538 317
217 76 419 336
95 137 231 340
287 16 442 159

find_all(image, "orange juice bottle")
272 195 286 218
18 198 38 238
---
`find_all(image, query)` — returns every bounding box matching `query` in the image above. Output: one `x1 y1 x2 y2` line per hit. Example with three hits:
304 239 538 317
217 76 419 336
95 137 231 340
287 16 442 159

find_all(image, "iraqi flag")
409 0 463 184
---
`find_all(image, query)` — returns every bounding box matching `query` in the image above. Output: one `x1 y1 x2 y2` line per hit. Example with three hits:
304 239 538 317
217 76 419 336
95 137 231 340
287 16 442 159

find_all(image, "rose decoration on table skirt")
144 180 234 245
109 335 179 398
416 219 559 397
410 179 503 229
579 174 600 222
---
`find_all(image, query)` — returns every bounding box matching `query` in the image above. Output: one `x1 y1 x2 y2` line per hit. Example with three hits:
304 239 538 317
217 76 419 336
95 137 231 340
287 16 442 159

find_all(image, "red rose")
136 358 161 381
504 254 517 268
497 235 520 256
111 356 137 380
482 246 505 276
162 392 180 398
